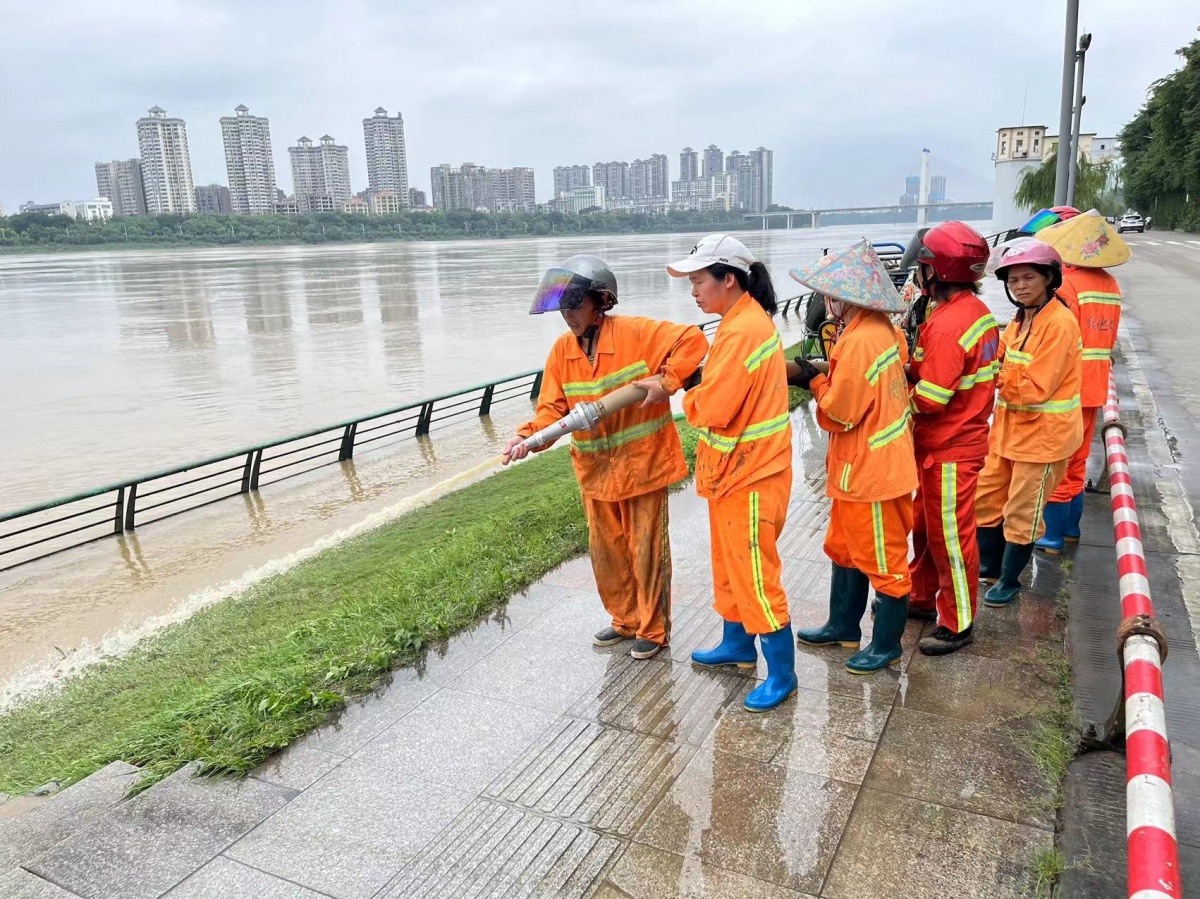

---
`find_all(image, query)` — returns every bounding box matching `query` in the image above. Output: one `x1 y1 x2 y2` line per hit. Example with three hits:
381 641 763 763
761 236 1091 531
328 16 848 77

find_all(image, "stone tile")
499 584 604 644
635 746 857 895
792 642 903 705
377 798 620 898
301 666 440 756
29 764 292 899
0 761 141 869
658 603 722 663
538 555 594 589
599 843 816 899
351 689 559 793
568 660 745 746
777 525 829 563
962 597 1064 662
416 617 518 684
251 744 345 791
486 580 580 632
901 650 1058 724
822 787 1053 898
863 707 1056 828
485 718 694 836
162 855 331 898
226 758 472 899
706 685 889 784
0 868 82 898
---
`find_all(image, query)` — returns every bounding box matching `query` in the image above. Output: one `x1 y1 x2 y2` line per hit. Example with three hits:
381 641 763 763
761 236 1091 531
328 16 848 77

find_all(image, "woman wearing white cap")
664 234 797 713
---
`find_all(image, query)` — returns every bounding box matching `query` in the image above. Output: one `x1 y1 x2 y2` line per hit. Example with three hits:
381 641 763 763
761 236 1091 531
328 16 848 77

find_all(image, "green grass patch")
1032 847 1066 898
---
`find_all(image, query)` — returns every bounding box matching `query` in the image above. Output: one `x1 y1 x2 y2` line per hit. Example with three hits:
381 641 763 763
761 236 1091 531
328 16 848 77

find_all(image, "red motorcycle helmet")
916 221 990 283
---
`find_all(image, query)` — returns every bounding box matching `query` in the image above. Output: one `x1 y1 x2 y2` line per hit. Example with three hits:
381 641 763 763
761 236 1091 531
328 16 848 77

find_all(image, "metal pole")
1067 34 1091 207
1054 0 1080 205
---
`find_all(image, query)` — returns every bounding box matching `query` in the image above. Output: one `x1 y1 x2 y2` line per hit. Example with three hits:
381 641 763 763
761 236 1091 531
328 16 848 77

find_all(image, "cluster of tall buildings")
899 173 947 206
428 163 536 213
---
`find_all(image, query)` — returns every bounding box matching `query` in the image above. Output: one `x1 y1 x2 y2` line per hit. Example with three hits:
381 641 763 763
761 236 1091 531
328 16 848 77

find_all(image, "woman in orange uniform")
976 240 1082 606
668 234 796 713
787 241 918 674
503 255 708 660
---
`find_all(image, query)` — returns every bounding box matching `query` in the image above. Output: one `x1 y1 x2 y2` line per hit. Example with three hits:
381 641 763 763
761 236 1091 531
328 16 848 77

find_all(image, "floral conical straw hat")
1034 209 1131 268
789 239 906 313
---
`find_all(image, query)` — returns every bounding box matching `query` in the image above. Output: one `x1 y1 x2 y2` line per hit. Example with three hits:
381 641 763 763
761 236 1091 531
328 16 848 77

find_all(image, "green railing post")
240 451 255 493
249 449 263 491
530 372 543 400
415 402 434 437
339 423 358 461
124 483 138 531
479 384 495 417
114 486 126 534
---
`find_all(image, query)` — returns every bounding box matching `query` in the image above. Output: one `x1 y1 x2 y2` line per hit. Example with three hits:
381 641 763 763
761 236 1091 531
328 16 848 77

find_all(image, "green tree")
1013 149 1121 216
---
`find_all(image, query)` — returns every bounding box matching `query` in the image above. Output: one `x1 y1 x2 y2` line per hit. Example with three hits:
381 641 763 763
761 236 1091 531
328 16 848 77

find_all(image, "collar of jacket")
564 314 617 363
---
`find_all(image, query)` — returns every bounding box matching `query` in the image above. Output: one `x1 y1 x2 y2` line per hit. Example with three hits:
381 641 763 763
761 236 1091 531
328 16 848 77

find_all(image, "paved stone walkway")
0 406 1071 898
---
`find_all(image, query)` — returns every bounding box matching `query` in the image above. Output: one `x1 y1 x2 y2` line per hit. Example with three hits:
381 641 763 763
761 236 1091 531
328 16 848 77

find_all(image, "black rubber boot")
977 525 1005 583
984 542 1036 607
796 563 870 648
846 594 908 674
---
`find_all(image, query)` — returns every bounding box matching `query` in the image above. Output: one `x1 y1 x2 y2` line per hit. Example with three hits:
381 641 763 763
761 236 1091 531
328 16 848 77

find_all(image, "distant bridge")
744 201 993 229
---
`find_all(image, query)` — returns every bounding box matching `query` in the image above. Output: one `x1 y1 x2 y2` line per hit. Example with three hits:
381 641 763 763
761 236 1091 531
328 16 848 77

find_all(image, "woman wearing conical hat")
787 240 918 674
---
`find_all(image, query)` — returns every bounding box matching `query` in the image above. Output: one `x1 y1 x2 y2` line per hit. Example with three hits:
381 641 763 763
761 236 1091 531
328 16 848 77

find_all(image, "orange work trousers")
1050 407 1099 503
583 488 672 645
975 454 1069 545
911 459 983 632
708 468 792 635
824 495 913 598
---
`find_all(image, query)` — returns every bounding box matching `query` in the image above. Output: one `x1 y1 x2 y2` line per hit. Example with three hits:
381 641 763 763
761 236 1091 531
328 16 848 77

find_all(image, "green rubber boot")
846 593 908 674
984 542 1036 607
796 564 870 648
977 525 1005 583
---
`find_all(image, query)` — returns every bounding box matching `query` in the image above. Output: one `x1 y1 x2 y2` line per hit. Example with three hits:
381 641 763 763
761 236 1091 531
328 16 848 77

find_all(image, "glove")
788 356 821 390
682 366 704 390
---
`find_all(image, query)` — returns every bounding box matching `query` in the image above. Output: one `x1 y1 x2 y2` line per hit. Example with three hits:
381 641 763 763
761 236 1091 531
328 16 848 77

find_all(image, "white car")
1118 214 1145 234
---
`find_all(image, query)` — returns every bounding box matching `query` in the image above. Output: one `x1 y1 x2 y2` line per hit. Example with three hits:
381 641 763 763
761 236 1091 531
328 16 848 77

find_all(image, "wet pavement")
0 399 1071 898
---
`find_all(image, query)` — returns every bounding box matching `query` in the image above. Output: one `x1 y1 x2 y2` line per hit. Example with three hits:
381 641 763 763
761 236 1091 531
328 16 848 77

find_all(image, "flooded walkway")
0 401 1070 898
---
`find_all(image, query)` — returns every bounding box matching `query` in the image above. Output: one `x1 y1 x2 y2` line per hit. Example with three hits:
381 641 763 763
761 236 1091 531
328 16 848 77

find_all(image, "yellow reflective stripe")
744 331 782 373
749 492 781 631
867 409 911 449
871 502 888 575
997 395 1081 414
562 361 650 397
1082 348 1112 361
1005 350 1033 366
915 380 953 405
1077 291 1121 306
957 360 999 390
865 344 902 385
959 313 999 351
697 412 791 453
941 463 972 629
572 413 672 453
839 463 852 492
1031 464 1053 541
913 347 926 362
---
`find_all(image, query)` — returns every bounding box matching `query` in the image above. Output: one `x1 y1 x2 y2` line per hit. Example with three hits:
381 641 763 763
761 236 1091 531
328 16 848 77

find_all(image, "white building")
363 107 410 206
553 164 591 198
70 198 114 222
289 135 352 214
137 106 196 215
221 105 277 215
18 200 74 216
551 185 607 214
95 159 146 216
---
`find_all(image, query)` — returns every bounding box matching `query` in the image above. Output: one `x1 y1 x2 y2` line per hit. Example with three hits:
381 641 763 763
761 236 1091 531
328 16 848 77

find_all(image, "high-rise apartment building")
136 106 196 215
195 184 233 215
220 105 277 215
95 159 146 216
492 167 536 212
408 187 427 207
553 165 591 197
593 161 630 201
430 163 534 212
746 147 773 213
679 147 699 183
929 175 947 203
550 185 607 214
628 154 670 202
289 135 352 214
702 145 724 179
363 107 410 205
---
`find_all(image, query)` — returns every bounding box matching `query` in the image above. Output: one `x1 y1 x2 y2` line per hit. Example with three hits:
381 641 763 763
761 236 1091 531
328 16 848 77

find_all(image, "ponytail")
708 261 779 316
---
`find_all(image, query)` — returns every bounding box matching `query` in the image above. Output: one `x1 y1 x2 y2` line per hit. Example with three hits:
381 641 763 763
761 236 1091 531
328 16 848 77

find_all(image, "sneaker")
918 625 974 656
593 627 631 647
630 639 663 660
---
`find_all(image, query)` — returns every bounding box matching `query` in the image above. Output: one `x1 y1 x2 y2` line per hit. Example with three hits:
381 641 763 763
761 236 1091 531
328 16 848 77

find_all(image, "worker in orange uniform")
1031 210 1129 551
904 222 1000 656
976 240 1082 606
788 240 918 674
503 255 708 661
668 234 797 712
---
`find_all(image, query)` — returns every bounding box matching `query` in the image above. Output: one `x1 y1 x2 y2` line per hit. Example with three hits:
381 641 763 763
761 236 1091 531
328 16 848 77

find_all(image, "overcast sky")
1 0 1196 212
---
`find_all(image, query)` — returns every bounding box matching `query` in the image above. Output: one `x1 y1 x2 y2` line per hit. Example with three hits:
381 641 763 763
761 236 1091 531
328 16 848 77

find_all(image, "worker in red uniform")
788 240 918 674
503 255 708 660
669 234 797 712
905 222 1000 655
1031 210 1129 551
976 240 1082 606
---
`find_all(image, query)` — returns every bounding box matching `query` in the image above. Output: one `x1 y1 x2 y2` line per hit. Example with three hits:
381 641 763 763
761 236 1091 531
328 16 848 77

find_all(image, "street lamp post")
1067 32 1092 207
1054 0 1080 206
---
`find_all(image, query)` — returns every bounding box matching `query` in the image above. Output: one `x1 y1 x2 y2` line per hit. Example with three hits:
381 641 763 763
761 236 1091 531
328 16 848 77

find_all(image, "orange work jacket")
682 293 792 500
518 315 708 502
1058 265 1121 408
809 310 917 502
991 298 1083 463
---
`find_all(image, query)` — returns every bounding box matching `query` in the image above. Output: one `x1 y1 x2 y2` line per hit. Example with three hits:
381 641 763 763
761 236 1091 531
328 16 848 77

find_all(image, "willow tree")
1013 149 1121 216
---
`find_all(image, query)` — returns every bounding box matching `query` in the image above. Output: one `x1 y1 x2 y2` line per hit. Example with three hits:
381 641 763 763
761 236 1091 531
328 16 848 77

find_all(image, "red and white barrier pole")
1102 372 1181 898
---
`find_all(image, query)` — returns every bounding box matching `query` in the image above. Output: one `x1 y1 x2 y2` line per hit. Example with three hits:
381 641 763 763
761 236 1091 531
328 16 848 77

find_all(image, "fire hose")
515 380 658 453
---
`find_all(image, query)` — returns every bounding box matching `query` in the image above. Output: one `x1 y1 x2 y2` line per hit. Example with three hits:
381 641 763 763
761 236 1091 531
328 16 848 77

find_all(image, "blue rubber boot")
744 626 799 712
984 542 1036 607
1064 492 1085 543
846 594 908 674
977 525 1005 583
1035 501 1070 554
692 619 758 670
796 564 870 648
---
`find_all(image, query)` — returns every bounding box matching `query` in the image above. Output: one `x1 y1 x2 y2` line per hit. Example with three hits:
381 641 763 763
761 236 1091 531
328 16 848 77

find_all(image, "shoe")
984 542 1036 607
918 625 975 656
630 639 663 660
977 525 1005 583
1064 492 1085 542
692 619 758 669
796 564 870 648
744 626 799 712
593 627 631 647
846 594 908 674
907 605 937 622
1035 501 1070 554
